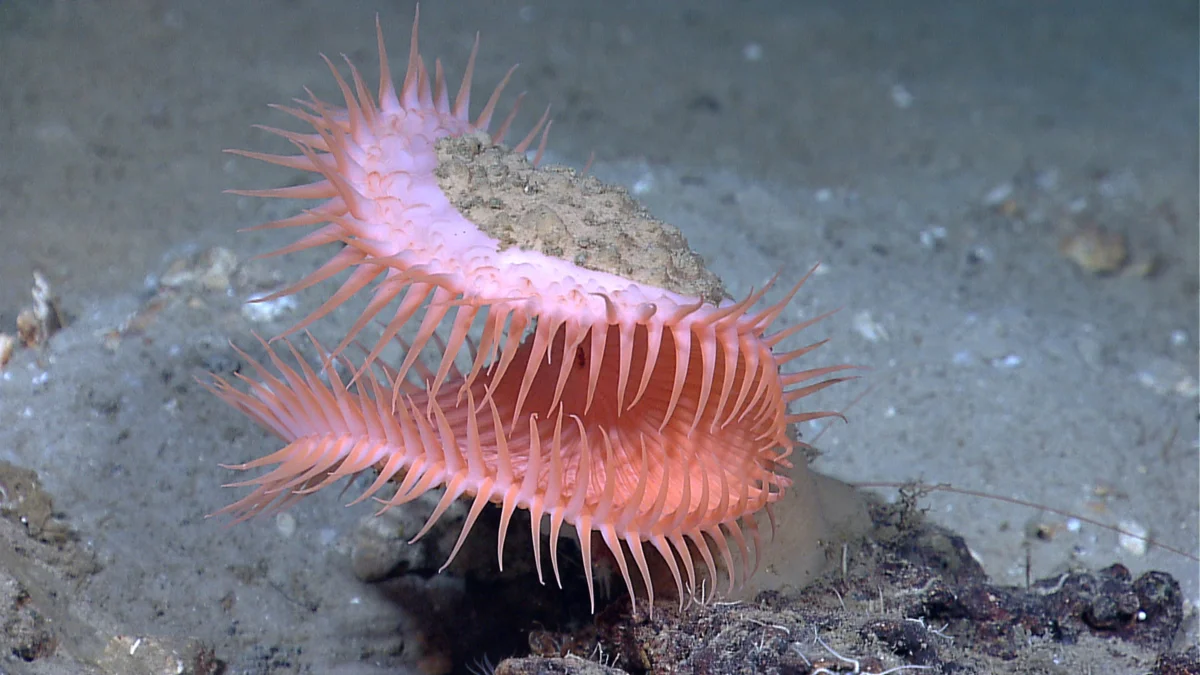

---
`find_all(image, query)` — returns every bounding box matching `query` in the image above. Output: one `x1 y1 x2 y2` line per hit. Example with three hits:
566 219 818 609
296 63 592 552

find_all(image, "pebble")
318 528 339 548
1117 520 1148 556
241 294 297 322
982 182 1014 207
966 245 994 265
351 508 426 583
1136 357 1198 398
160 247 238 293
631 173 655 195
0 334 15 368
852 311 889 343
919 226 947 250
1059 225 1128 274
989 354 1022 370
275 512 297 538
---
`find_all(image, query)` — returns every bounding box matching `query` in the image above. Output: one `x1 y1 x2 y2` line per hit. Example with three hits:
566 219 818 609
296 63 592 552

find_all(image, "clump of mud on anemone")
204 10 866 616
434 131 727 305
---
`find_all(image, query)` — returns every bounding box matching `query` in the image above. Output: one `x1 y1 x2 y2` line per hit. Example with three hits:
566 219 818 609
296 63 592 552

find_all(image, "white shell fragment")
1117 520 1148 556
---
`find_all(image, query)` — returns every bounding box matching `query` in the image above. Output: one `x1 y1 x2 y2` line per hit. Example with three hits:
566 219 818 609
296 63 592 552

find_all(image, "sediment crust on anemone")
206 9 851 614
434 132 729 305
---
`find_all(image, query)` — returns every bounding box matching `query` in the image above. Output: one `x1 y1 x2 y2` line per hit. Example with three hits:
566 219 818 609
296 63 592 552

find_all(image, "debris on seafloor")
102 246 269 350
1059 222 1129 275
977 164 1164 280
101 245 296 351
1 272 64 368
0 333 14 368
1058 219 1159 278
17 272 64 347
159 246 239 293
1135 356 1200 399
493 499 1194 674
1118 519 1151 557
103 247 241 349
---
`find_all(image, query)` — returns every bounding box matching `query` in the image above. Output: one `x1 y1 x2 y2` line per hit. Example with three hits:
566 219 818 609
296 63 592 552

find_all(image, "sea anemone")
205 9 852 613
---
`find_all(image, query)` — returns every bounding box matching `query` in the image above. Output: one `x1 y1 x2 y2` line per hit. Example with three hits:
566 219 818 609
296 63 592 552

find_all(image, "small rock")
852 311 888 343
15 272 64 348
350 496 442 583
989 354 1022 370
1118 520 1149 556
0 334 15 368
919 226 947 250
1059 224 1128 274
982 182 1014 207
965 246 993 266
1136 357 1198 398
241 293 297 323
160 247 238 293
275 512 296 538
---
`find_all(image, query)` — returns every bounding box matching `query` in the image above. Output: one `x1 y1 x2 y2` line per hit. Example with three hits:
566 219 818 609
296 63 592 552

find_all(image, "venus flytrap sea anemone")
205 8 852 614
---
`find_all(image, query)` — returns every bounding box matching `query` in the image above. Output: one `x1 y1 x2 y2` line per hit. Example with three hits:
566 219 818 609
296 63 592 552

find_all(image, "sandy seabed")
0 1 1196 673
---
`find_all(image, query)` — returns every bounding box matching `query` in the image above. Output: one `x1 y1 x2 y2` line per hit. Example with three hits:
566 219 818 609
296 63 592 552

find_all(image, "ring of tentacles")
204 10 852 614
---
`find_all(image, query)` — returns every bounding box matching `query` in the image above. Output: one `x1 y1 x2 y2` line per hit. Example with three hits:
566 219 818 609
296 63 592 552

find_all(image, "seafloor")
0 2 1196 674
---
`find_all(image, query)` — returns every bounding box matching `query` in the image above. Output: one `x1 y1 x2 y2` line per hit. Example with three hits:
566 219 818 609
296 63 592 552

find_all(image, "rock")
490 498 1189 674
